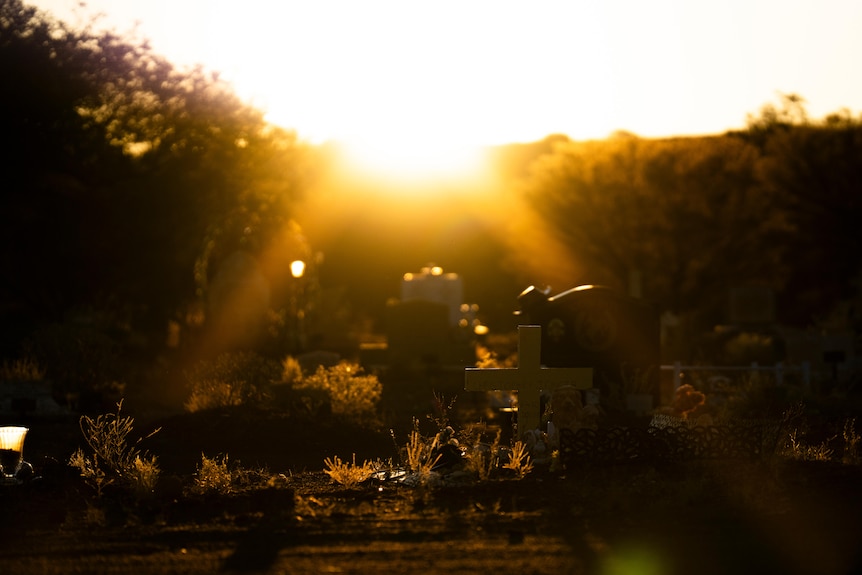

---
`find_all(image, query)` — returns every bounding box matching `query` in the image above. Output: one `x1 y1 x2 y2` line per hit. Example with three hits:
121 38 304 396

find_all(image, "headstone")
386 299 454 367
401 265 464 326
516 284 660 410
465 325 593 435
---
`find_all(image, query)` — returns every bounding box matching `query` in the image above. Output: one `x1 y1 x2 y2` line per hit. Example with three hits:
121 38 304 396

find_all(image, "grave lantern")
0 426 30 484
516 284 661 412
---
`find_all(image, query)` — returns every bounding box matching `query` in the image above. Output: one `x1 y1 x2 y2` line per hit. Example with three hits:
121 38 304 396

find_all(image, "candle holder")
0 426 29 485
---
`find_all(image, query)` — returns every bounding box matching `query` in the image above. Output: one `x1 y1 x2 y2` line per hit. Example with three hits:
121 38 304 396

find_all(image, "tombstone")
386 299 457 367
401 265 464 326
516 284 660 412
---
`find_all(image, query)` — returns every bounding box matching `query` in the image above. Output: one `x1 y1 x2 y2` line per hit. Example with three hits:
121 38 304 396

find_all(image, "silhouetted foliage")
521 134 785 327
0 0 309 359
520 98 862 335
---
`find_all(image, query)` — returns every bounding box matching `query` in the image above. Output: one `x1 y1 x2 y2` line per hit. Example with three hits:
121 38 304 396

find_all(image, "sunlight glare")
337 134 490 184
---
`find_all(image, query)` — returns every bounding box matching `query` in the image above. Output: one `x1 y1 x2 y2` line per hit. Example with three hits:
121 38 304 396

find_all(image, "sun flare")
336 135 490 184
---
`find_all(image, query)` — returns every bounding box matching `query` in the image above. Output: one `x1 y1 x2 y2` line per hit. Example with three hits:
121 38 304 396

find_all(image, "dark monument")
516 284 661 411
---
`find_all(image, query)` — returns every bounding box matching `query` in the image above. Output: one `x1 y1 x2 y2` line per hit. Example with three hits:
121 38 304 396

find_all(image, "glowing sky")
25 0 862 148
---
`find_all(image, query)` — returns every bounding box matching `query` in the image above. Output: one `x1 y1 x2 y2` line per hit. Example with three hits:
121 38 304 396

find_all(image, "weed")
0 357 45 381
295 362 381 421
428 391 457 431
191 453 233 496
400 418 441 483
465 428 501 481
503 440 534 479
184 351 281 412
323 454 375 488
69 400 160 498
503 441 533 479
280 355 303 385
787 428 835 462
130 455 161 499
842 418 861 465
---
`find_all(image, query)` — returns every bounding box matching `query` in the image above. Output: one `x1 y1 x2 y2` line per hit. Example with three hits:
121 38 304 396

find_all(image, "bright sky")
25 0 862 177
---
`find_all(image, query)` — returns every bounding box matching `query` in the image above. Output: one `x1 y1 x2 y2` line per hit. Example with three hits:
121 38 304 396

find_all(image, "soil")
2 374 862 575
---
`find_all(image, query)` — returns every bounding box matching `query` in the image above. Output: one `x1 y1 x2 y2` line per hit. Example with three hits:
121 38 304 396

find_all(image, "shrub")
190 453 233 496
842 418 861 465
0 357 45 381
502 440 534 479
323 454 375 488
69 400 160 498
280 355 303 385
294 361 381 421
184 351 281 412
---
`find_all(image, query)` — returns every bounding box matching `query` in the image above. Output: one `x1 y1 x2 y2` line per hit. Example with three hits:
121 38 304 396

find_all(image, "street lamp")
290 260 306 279
290 260 306 352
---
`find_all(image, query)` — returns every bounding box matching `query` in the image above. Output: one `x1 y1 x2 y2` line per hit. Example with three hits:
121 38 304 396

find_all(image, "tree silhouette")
521 133 788 331
0 0 309 358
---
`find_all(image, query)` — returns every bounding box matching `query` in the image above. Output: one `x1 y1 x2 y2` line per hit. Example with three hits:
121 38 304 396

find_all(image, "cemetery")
3 6 862 571
1 272 862 574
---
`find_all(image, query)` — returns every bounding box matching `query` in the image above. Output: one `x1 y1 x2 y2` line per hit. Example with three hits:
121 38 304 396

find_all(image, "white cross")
465 325 593 436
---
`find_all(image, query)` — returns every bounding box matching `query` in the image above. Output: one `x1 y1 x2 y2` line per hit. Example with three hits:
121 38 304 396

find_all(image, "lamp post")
290 260 306 353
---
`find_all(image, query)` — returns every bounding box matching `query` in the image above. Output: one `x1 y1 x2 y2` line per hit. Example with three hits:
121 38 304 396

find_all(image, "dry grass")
323 454 375 488
190 453 233 495
69 400 161 498
502 440 534 479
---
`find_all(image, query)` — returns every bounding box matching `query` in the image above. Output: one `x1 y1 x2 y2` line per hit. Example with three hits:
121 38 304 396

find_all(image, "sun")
334 133 491 185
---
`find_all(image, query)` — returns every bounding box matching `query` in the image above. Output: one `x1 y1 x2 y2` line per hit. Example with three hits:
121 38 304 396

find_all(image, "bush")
294 362 381 421
323 454 375 488
190 453 233 496
0 357 45 382
69 401 160 498
184 351 281 412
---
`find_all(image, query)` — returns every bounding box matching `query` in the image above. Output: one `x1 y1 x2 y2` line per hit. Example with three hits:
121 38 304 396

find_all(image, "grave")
465 322 779 467
465 325 593 436
516 284 660 412
382 265 476 368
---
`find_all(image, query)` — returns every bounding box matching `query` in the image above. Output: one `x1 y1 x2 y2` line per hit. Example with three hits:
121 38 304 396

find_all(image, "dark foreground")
2 446 862 575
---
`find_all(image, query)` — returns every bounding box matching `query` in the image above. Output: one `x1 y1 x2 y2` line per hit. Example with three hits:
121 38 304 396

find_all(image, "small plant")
295 361 381 421
191 453 233 496
427 391 456 431
842 418 861 465
280 355 303 385
69 400 160 498
0 357 45 381
464 428 501 482
503 440 534 479
323 454 375 488
399 418 441 484
184 351 281 412
787 428 834 462
130 455 161 499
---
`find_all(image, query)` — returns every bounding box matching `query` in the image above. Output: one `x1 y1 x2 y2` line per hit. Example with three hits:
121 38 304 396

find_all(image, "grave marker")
465 325 593 435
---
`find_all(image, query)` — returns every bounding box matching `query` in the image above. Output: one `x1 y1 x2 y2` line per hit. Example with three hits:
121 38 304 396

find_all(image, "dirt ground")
2 373 862 575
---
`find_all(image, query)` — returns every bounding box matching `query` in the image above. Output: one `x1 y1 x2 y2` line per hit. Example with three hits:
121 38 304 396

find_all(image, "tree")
520 132 786 331
752 113 862 324
0 0 310 358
